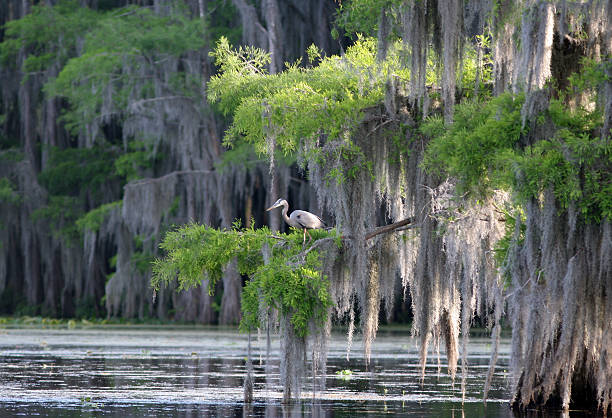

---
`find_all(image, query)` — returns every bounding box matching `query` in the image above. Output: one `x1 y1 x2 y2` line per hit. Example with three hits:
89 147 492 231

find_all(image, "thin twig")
301 237 336 256
504 276 534 300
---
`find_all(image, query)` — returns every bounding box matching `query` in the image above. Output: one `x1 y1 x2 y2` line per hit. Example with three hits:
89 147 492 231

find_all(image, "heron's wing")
314 214 327 227
291 210 326 229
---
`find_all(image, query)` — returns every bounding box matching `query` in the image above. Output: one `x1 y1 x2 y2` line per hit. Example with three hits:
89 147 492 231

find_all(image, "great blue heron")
266 198 326 244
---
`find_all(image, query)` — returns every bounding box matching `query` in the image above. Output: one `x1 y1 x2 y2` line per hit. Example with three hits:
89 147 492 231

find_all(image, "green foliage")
460 34 494 98
494 205 526 287
334 0 402 39
516 101 611 220
152 222 337 337
132 250 154 275
306 44 323 65
75 201 121 233
215 141 264 172
114 141 157 181
31 195 81 240
209 36 270 78
132 235 154 274
423 93 525 196
208 36 409 163
216 141 296 172
0 177 20 204
0 0 98 75
35 145 120 239
0 133 19 150
0 149 24 162
74 296 100 319
1 1 216 243
324 137 375 184
241 249 331 337
566 57 611 94
38 146 118 198
423 92 611 221
44 3 206 135
205 0 241 46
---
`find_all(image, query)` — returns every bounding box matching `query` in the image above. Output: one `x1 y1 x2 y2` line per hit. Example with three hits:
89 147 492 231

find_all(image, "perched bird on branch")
266 198 326 244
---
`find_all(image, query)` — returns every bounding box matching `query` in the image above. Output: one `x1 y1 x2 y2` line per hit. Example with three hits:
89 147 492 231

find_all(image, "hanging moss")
420 1 612 412
1 0 611 411
192 1 611 411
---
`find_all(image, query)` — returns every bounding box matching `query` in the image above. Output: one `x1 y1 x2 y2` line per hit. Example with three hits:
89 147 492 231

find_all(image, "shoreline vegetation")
0 316 511 339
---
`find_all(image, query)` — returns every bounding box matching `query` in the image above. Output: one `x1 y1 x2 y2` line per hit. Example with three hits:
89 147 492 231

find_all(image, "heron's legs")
301 228 314 247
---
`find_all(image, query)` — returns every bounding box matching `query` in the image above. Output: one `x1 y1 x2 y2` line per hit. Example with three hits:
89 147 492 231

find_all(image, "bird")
266 198 326 245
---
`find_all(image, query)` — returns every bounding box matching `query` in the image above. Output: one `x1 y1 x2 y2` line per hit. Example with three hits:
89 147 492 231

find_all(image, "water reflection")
0 326 555 416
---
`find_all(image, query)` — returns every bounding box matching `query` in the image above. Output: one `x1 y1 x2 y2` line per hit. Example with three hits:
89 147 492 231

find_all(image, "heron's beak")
265 205 274 211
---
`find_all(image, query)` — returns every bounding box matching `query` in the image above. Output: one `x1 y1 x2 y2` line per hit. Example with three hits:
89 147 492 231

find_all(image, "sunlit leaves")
423 92 611 222
241 250 332 337
208 36 406 159
209 36 270 77
152 223 337 337
515 124 611 220
423 93 525 196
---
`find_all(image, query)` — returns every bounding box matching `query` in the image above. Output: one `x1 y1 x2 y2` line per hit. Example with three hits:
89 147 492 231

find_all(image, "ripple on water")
0 326 518 417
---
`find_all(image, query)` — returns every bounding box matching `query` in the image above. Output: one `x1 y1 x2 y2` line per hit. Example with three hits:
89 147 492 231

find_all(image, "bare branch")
365 218 415 240
124 170 214 188
274 218 419 265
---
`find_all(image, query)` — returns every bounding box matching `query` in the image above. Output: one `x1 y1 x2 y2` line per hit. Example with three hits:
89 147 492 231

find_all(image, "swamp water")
0 326 517 416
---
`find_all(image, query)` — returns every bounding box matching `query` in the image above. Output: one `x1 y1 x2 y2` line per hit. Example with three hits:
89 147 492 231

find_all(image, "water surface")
0 325 516 416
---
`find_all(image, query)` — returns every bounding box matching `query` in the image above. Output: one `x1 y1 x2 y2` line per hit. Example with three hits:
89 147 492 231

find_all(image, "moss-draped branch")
152 222 339 337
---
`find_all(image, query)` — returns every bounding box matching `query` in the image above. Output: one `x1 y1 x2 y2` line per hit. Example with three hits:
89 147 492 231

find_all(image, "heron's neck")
281 201 291 224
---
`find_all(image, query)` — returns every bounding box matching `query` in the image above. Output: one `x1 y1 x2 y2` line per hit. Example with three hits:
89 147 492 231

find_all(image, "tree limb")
278 218 418 262
365 218 415 240
124 170 214 188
